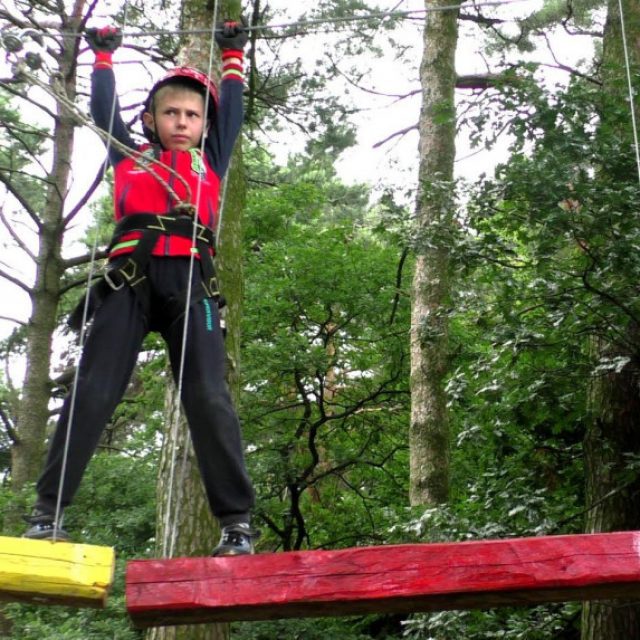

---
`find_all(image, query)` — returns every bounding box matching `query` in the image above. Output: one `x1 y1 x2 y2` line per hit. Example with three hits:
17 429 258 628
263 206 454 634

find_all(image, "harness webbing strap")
68 212 221 331
109 213 215 253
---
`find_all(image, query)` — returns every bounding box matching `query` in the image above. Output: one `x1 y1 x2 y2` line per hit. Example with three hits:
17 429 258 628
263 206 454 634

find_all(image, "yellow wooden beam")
0 535 115 608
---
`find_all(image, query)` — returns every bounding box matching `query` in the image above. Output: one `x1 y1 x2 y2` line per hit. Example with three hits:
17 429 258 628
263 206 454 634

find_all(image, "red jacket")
90 53 244 259
109 146 220 258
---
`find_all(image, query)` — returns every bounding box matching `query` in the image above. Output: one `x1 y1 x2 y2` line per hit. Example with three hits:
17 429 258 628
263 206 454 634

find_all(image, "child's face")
143 86 206 151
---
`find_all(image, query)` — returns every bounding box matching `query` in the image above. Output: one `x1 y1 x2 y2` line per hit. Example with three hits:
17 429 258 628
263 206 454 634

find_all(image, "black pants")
36 257 254 527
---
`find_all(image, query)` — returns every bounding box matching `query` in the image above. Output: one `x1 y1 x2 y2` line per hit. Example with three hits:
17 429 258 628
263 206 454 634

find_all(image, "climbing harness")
67 211 221 331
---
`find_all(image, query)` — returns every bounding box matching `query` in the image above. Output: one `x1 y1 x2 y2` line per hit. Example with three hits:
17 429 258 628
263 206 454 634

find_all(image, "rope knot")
173 203 197 217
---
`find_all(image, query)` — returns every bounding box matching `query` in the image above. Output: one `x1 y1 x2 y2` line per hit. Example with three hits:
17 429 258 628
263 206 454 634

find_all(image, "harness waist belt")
68 211 221 331
108 213 216 255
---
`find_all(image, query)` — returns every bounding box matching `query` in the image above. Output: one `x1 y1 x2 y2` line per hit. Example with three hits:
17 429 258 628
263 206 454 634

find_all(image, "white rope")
216 168 230 241
17 67 195 204
52 5 132 542
161 0 222 559
617 0 640 184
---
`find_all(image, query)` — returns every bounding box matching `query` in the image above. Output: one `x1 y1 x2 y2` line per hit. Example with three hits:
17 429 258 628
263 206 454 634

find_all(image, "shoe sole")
23 532 71 542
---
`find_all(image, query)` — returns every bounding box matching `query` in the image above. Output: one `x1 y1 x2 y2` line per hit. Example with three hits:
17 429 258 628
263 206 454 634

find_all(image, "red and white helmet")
142 66 219 141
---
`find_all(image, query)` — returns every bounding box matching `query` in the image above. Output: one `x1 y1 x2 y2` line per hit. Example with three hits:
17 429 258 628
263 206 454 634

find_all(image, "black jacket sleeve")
204 75 244 179
90 67 137 166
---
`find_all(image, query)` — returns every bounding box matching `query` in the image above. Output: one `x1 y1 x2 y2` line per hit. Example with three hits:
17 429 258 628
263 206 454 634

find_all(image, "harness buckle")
119 257 146 287
204 276 220 300
104 269 124 291
105 258 146 290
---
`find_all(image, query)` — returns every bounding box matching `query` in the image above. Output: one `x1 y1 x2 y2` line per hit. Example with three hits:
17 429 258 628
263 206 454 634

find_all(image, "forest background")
0 0 639 639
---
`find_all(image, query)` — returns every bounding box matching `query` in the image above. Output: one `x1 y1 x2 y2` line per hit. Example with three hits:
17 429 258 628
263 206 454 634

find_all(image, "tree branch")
459 11 505 27
0 405 19 445
0 173 44 229
372 123 417 149
63 161 105 225
389 246 409 326
0 314 27 327
456 73 503 90
0 266 31 293
0 206 36 260
62 248 108 270
0 80 59 120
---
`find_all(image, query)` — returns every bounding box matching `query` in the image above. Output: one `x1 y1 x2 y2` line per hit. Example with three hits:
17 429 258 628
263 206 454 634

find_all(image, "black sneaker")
23 509 70 542
212 523 260 557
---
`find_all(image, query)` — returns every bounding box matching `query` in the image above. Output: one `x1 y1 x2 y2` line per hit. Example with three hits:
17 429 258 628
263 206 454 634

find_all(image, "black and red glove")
85 26 122 68
215 17 248 50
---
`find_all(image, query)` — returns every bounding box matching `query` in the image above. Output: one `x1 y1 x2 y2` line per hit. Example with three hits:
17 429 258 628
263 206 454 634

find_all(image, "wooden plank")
126 531 640 627
0 536 115 607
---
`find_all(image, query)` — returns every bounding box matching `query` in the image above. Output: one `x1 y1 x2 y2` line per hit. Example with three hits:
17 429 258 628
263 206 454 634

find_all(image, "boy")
23 22 257 556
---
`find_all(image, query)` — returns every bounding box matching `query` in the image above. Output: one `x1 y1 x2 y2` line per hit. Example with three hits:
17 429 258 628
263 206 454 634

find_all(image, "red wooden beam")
126 532 640 628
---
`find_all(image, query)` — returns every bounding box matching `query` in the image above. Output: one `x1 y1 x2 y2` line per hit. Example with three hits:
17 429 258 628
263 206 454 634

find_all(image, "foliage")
0 374 18 482
2 453 154 639
240 148 412 554
396 54 640 640
403 603 580 640
3 0 638 638
0 93 47 209
463 71 640 372
3 560 141 640
233 614 404 640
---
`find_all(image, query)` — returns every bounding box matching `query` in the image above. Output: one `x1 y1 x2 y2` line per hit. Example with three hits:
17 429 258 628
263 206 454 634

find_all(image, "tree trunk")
582 331 640 638
581 0 640 637
148 387 221 640
11 15 83 498
148 1 245 638
409 0 459 506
